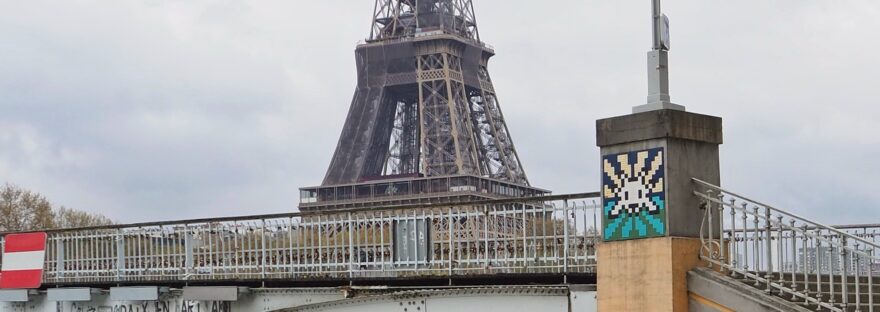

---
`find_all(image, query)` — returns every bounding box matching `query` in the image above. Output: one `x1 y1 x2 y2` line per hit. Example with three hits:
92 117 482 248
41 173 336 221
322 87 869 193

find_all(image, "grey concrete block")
0 290 29 302
596 109 723 147
110 286 159 301
597 109 723 239
47 288 93 302
182 287 242 301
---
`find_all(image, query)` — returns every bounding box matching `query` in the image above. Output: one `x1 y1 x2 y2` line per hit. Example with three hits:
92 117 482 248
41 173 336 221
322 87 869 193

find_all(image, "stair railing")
695 178 878 312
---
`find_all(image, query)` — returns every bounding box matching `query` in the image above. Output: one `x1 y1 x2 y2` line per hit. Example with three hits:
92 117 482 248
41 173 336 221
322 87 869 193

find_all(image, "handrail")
694 178 880 252
697 191 877 261
1 194 602 286
694 178 878 312
0 192 598 235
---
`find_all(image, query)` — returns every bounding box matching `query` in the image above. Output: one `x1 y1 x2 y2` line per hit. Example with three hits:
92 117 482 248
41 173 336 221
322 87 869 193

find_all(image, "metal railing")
695 179 879 312
0 194 600 285
359 28 494 51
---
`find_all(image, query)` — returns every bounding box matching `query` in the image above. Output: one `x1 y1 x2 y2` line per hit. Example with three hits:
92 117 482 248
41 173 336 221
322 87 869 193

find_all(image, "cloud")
0 1 877 224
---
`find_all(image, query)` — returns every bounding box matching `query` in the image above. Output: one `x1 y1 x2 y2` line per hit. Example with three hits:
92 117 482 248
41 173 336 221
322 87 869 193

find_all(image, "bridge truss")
0 194 601 286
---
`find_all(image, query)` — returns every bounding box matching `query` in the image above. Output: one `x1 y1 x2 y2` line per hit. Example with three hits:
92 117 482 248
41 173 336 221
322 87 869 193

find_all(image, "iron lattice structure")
323 0 528 187
369 0 480 42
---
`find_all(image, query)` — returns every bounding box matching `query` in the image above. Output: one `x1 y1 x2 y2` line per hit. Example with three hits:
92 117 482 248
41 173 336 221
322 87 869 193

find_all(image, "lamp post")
634 0 686 113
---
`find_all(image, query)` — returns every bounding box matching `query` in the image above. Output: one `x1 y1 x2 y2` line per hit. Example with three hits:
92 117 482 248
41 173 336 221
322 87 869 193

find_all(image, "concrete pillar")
595 109 722 312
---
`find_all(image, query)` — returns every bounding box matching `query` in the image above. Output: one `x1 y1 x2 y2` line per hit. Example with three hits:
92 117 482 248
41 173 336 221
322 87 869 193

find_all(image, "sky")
0 1 878 225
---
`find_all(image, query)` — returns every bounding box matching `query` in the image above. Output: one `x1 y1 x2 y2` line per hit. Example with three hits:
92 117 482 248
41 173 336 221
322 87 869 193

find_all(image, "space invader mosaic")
602 148 666 241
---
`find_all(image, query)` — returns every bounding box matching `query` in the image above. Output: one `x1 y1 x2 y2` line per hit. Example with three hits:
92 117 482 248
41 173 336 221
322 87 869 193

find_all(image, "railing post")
185 225 194 280
380 211 385 272
800 224 810 302
261 219 267 280
855 243 862 312
348 212 354 281
869 248 874 312
815 232 824 303
56 235 65 281
318 215 324 273
563 199 570 275
753 206 760 286
764 207 773 294
729 198 738 276
448 208 454 278
830 232 837 307
521 203 528 270
116 230 124 281
776 216 783 287
414 210 421 271
789 220 797 297
288 217 294 277
842 236 850 310
700 189 723 270
707 190 714 267
718 195 726 274
742 204 750 272
484 205 490 270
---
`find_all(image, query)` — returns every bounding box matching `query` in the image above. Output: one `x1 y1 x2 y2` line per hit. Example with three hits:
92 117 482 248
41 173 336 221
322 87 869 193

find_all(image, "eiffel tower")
300 0 548 211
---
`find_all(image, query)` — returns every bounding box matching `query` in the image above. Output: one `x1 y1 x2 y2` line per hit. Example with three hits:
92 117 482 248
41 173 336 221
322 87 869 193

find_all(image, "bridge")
1 182 879 311
0 194 603 312
14 194 600 287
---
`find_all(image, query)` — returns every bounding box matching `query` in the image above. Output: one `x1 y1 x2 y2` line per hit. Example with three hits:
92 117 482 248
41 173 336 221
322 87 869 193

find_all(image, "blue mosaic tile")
603 148 666 241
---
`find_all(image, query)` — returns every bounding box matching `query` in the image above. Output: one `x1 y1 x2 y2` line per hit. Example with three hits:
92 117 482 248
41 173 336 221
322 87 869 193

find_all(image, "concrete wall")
283 286 596 312
0 288 343 312
687 267 811 312
0 286 596 312
597 237 704 312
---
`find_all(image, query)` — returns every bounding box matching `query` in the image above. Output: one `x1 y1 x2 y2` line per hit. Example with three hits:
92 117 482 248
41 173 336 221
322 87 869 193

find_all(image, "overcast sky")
1 1 877 224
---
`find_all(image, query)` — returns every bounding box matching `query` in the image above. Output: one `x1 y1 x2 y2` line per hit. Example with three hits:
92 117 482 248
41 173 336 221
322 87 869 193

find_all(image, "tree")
0 183 56 232
54 206 114 229
0 183 114 232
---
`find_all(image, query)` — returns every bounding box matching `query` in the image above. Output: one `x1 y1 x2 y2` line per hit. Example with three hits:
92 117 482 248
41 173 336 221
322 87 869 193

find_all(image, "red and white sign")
0 232 47 289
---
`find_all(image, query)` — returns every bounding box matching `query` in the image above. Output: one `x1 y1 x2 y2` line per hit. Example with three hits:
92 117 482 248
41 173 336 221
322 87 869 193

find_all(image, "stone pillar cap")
596 109 723 147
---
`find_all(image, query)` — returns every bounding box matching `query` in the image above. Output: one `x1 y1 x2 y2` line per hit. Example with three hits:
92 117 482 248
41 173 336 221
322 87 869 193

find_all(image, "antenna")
634 0 685 114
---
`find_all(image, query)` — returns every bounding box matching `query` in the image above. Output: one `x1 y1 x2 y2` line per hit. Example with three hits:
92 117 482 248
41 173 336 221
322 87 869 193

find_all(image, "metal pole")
484 205 490 270
652 0 662 50
790 220 798 296
448 209 454 278
56 235 65 281
855 244 862 312
261 219 267 280
753 207 760 286
801 226 809 303
729 201 739 274
116 230 124 282
185 225 194 280
380 211 385 272
842 237 850 309
830 235 837 307
869 248 874 312
522 203 528 270
563 200 570 276
815 235 824 303
742 204 750 272
348 212 354 281
775 216 783 286
765 207 773 293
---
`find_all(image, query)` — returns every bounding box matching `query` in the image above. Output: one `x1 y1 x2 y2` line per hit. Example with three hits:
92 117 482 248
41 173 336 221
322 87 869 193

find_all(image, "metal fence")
0 194 600 285
695 179 879 312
